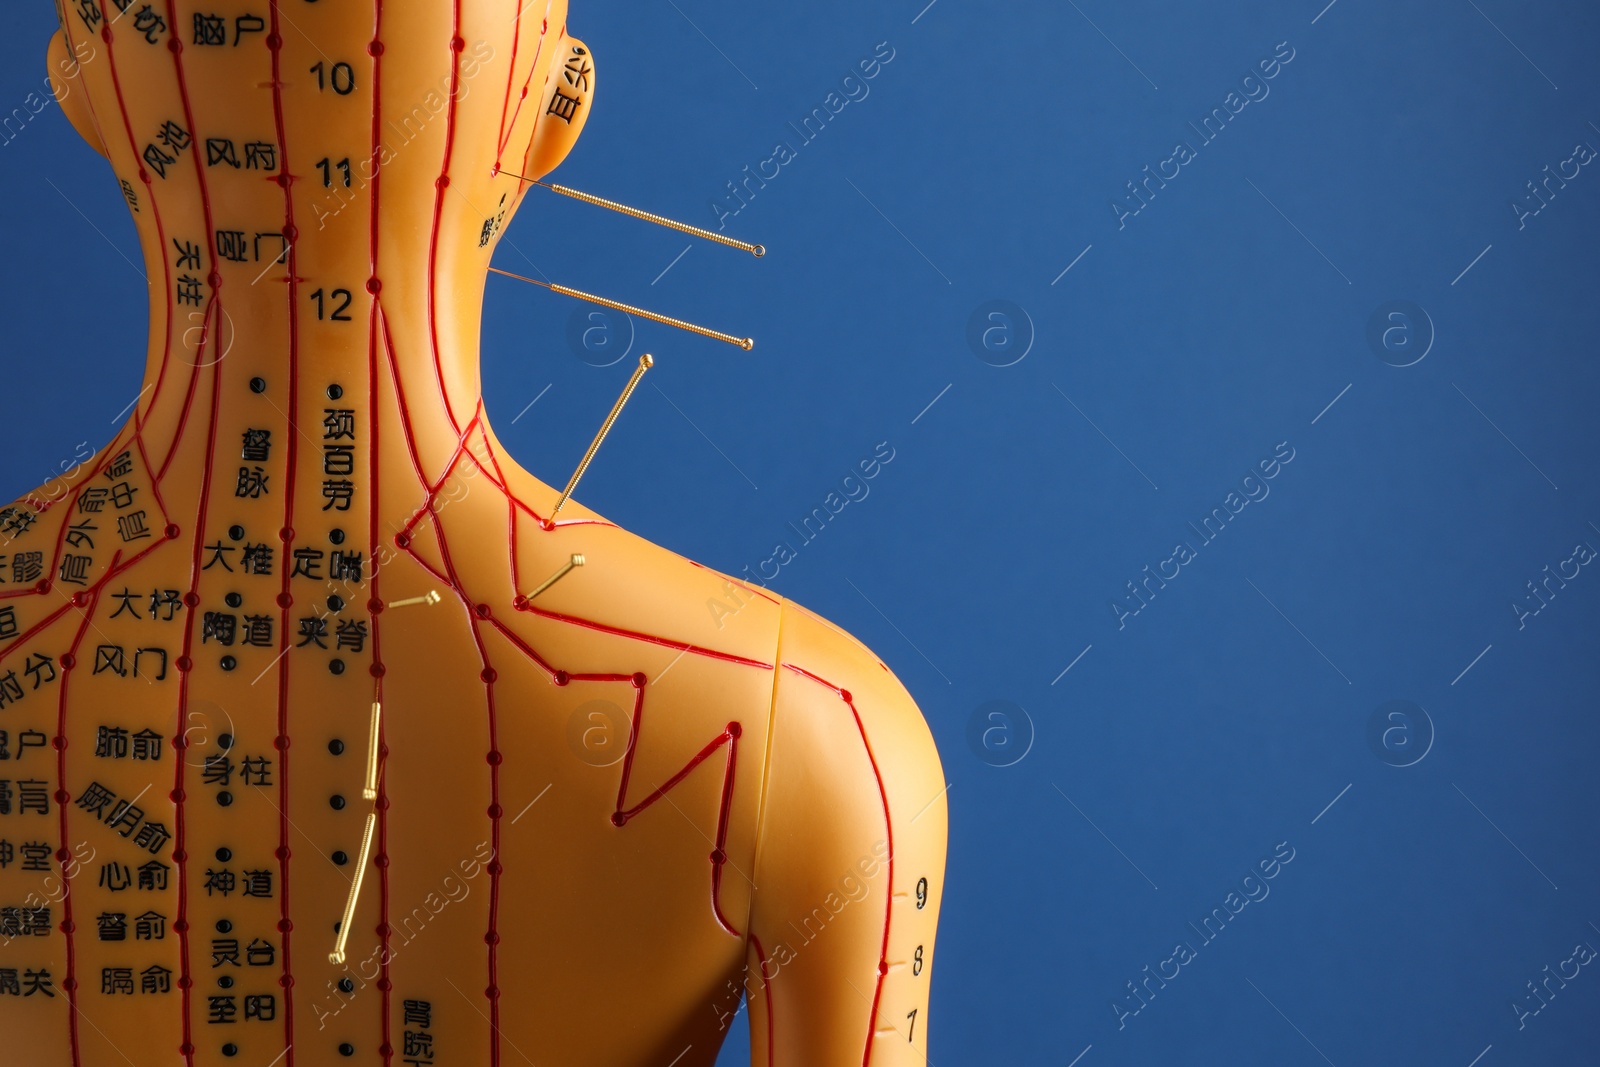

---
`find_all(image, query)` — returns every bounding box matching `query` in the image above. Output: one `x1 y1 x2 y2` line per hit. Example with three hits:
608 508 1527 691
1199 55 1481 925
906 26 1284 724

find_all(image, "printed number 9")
915 877 928 910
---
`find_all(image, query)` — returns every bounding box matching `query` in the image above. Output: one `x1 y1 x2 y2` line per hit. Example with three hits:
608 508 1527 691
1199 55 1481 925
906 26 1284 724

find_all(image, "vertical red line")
425 0 467 435
264 4 302 1060
365 5 393 1059
54 564 110 1067
173 295 227 1066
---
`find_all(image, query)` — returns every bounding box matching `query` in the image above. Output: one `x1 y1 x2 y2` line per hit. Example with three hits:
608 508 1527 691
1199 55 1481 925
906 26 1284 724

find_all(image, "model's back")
1 3 947 1064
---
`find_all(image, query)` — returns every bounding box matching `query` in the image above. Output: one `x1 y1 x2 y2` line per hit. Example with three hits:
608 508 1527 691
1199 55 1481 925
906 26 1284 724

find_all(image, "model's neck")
127 252 499 540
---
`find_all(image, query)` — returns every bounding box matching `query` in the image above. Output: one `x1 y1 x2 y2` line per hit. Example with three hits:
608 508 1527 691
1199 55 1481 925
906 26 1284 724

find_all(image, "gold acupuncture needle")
551 354 654 518
487 268 754 351
329 812 377 966
362 699 383 802
499 170 765 257
387 590 442 609
525 554 585 601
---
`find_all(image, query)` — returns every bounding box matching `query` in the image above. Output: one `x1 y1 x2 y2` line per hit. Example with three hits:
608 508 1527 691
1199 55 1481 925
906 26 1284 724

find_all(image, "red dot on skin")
484 930 499 945
475 603 491 619
183 592 200 607
486 986 500 1000
366 278 381 294
279 975 294 988
59 920 73 934
167 37 181 53
631 672 647 689
451 36 466 52
172 850 187 863
487 805 503 819
512 595 529 610
33 579 49 594
54 848 68 862
379 1045 394 1057
101 26 112 43
375 923 390 937
170 790 184 803
208 272 223 288
178 976 193 989
279 527 294 542
840 689 854 703
139 170 151 185
368 41 385 56
283 224 298 242
480 668 497 684
266 33 282 49
53 790 69 804
368 598 384 614
173 735 188 751
278 919 293 933
62 978 77 992
553 671 569 686
394 534 409 548
52 736 66 751
375 854 389 868
275 735 291 751
710 849 726 864
376 980 392 993
71 592 88 607
275 174 291 187
520 87 529 99
176 656 192 672
609 812 626 827
370 663 386 677
877 960 889 977
172 919 188 933
727 722 742 739
61 653 76 670
436 175 450 189
486 751 502 766
165 524 181 539
276 593 293 609
376 796 390 811
275 847 290 861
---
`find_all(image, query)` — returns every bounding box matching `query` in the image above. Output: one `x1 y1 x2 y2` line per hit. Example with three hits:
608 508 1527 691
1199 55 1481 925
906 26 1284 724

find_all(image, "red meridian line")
155 297 218 483
425 3 467 436
749 933 777 1066
516 603 773 669
781 667 896 1067
158 0 225 495
610 684 742 935
688 561 780 605
131 429 171 521
265 4 303 1059
494 0 524 161
454 446 618 533
169 270 229 1067
410 485 502 1067
367 2 392 1059
54 561 112 1067
378 307 439 496
84 3 179 430
480 615 556 676
469 418 524 591
498 15 553 159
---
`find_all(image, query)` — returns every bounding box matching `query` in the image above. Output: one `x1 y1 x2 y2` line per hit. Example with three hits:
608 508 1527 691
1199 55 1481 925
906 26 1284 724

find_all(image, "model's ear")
47 29 106 158
522 36 594 181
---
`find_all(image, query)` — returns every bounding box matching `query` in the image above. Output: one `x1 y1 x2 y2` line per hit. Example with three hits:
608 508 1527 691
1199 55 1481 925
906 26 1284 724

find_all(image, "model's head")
45 0 592 255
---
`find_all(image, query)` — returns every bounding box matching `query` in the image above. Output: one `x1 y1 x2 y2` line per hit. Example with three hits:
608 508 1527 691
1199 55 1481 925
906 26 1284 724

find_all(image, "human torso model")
0 3 947 1064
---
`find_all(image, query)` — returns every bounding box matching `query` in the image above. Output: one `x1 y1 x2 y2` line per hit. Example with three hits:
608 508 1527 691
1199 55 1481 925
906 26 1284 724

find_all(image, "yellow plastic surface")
1 3 947 1064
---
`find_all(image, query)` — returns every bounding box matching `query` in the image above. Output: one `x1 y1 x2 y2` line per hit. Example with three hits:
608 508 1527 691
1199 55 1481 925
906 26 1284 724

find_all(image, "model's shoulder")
772 598 941 763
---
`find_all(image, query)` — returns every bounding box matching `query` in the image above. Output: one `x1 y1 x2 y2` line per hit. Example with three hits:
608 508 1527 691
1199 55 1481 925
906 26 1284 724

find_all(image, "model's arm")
743 603 948 1065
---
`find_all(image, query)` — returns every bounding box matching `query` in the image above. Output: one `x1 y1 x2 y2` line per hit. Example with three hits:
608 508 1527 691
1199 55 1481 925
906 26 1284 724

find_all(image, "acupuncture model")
0 2 947 1065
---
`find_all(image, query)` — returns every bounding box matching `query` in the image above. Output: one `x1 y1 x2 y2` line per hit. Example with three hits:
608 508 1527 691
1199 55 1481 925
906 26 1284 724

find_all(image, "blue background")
4 1 1599 1064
